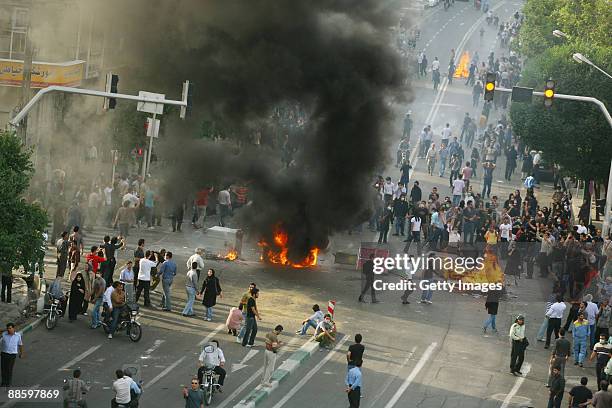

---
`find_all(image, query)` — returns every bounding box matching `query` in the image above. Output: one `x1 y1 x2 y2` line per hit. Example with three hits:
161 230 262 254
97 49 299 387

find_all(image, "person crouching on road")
261 325 284 387
315 314 336 350
225 304 244 336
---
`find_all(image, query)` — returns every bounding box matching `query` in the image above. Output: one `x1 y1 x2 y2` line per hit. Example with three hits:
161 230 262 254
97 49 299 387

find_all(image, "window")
12 8 29 32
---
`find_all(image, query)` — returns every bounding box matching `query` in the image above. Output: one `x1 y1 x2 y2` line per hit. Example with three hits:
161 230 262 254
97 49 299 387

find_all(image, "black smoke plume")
104 0 410 261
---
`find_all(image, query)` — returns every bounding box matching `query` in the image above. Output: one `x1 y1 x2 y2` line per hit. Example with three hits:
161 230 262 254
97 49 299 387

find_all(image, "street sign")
146 117 160 138
511 86 534 103
137 91 165 114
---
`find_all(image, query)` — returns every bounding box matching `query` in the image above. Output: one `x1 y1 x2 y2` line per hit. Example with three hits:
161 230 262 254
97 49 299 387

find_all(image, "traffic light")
104 73 119 110
543 79 555 107
484 73 496 101
137 148 144 157
180 80 193 119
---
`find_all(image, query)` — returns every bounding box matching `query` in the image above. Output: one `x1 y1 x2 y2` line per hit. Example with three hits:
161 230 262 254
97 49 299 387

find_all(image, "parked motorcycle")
45 292 68 330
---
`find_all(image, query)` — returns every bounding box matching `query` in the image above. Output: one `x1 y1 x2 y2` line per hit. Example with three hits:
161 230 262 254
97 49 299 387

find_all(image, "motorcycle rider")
198 340 226 392
111 369 141 408
63 369 89 407
108 282 127 339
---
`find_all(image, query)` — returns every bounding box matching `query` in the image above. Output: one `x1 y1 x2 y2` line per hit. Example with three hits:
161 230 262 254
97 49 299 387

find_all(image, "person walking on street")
547 366 565 408
345 360 363 408
90 272 106 329
568 377 592 408
183 262 199 317
549 328 571 386
573 312 590 367
358 254 378 304
135 251 157 308
545 295 566 349
483 290 499 333
590 335 612 390
159 252 177 311
237 283 256 342
242 288 261 347
591 380 612 407
186 248 205 282
1 322 23 387
199 269 222 321
56 231 70 278
509 315 527 376
261 325 284 387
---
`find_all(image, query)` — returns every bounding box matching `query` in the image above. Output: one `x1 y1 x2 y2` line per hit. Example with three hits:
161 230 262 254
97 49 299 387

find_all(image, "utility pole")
18 28 32 144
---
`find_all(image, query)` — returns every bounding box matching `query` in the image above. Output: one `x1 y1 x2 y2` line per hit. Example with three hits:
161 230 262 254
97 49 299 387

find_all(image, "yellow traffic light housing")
484 73 496 101
544 79 555 107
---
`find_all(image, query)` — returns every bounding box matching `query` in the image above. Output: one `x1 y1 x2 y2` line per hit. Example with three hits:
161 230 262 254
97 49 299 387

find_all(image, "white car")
424 0 440 7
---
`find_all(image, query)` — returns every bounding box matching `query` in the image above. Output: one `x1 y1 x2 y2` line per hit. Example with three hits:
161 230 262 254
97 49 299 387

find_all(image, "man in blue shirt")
159 252 177 311
1 322 23 387
345 360 362 407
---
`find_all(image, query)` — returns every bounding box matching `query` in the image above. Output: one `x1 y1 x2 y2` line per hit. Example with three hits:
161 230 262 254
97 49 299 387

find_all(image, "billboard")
0 59 85 88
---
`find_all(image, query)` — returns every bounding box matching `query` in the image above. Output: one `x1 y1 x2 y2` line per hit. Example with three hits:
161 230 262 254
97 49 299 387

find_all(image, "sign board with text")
0 59 85 88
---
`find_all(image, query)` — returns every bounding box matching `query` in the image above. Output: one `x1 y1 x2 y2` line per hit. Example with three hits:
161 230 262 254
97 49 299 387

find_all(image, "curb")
233 339 321 408
18 314 46 336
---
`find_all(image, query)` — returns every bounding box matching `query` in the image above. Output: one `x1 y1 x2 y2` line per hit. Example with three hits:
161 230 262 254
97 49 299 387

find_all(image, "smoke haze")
56 0 411 260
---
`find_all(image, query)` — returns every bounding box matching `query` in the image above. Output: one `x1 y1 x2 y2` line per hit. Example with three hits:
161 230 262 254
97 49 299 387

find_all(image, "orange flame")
224 249 238 261
259 225 319 268
453 51 471 78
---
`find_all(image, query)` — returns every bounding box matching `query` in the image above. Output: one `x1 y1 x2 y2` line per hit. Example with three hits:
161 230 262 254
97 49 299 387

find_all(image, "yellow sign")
0 59 85 88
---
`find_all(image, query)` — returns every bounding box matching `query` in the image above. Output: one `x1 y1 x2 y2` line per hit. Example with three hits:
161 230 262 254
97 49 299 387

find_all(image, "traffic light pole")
495 86 612 237
8 85 188 127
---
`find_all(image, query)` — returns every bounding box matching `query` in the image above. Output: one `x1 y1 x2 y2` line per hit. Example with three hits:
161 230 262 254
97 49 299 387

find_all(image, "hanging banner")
0 59 85 88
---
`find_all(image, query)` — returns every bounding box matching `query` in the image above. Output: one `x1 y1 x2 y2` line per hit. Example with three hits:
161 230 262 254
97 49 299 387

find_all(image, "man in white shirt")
103 184 113 226
382 178 395 203
576 222 588 235
122 191 139 209
112 369 140 406
585 294 600 347
431 57 440 72
217 188 232 227
452 175 465 207
136 253 157 307
393 183 407 200
441 123 452 146
198 340 226 390
186 248 206 281
544 295 566 348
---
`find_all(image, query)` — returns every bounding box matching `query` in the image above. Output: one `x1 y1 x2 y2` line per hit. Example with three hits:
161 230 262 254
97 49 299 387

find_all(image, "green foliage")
511 0 612 183
0 131 48 274
110 104 150 154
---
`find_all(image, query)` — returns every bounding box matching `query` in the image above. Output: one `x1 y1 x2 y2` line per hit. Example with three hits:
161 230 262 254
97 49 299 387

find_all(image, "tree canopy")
0 131 48 274
511 0 612 183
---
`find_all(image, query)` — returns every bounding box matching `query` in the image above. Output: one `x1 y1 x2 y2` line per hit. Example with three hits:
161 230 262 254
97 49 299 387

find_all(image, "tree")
512 0 612 185
0 131 48 275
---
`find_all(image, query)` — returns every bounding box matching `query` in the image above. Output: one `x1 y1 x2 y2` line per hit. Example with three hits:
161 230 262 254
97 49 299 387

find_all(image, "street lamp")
572 53 612 80
552 30 569 39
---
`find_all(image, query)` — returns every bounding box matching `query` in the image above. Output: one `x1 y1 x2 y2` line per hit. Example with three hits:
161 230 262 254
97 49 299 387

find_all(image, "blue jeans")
574 337 588 363
206 306 214 320
238 312 247 338
395 217 406 235
421 288 433 302
183 286 196 315
452 195 461 207
300 319 317 335
464 222 475 244
537 318 548 340
483 314 496 330
161 280 172 310
91 297 103 328
439 158 446 176
110 306 123 334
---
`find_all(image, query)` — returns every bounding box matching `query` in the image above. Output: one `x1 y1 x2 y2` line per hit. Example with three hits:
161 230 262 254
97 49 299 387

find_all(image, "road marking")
231 348 260 372
141 339 165 359
367 346 417 408
221 337 301 408
144 356 186 389
58 345 102 371
500 363 531 408
270 335 350 408
198 323 225 346
383 342 437 408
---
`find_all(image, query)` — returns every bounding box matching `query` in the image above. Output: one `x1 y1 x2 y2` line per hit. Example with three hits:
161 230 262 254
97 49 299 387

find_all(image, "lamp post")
572 53 612 80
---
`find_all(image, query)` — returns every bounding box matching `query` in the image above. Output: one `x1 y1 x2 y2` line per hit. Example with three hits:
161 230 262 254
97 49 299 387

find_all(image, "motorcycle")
45 292 68 330
101 303 142 342
199 344 220 406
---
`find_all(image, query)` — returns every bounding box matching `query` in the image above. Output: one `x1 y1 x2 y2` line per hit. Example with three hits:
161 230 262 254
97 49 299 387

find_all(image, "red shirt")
196 189 210 206
85 253 106 273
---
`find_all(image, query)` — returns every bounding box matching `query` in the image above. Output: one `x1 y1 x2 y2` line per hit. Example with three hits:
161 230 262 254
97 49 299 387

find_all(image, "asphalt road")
2 1 588 407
